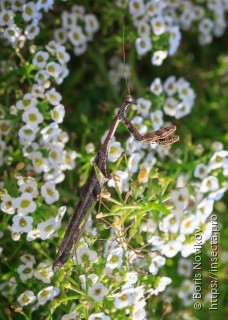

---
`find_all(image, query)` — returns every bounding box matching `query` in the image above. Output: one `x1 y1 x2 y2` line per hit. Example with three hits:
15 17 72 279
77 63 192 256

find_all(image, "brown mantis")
53 92 179 271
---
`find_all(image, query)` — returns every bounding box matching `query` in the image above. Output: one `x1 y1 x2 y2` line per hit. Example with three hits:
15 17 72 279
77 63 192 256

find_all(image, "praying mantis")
53 93 179 271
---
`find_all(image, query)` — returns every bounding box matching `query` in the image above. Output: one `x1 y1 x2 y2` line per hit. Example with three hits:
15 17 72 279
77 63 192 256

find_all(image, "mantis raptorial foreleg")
121 116 179 145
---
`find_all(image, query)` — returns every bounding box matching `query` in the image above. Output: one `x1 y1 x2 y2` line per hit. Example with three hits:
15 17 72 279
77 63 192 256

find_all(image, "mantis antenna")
122 24 131 96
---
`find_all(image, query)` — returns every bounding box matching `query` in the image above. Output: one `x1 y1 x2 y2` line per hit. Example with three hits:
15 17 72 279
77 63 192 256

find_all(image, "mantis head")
124 94 137 106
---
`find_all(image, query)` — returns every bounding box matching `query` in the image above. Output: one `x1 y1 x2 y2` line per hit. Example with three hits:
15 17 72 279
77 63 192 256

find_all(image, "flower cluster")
16 40 77 183
150 76 196 119
124 0 228 65
0 1 54 47
0 36 75 309
54 5 99 55
126 0 182 65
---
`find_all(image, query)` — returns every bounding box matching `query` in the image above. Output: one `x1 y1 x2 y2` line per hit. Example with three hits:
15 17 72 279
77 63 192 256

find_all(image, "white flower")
0 10 14 26
13 192 37 215
12 215 33 233
132 305 146 320
46 61 62 78
84 14 99 33
181 239 195 258
208 185 228 201
68 26 86 46
41 181 59 205
40 122 59 143
62 311 79 320
26 229 39 241
61 11 77 29
31 84 45 98
129 0 145 17
106 247 123 269
163 97 178 117
169 26 182 56
178 258 192 277
180 9 194 31
17 263 34 281
0 120 11 136
200 176 219 193
150 78 163 96
171 188 189 209
22 2 39 22
25 21 40 40
150 276 172 295
138 162 152 183
32 51 49 69
137 21 150 37
198 18 214 35
161 240 182 258
135 36 152 55
88 313 110 320
48 147 62 166
56 46 70 65
196 198 214 223
124 272 138 287
16 93 37 110
136 98 151 118
128 153 141 174
45 40 59 54
151 15 166 35
0 194 15 214
45 88 62 106
132 116 147 134
178 85 195 106
37 286 56 305
160 212 180 233
37 218 59 240
178 280 194 305
4 24 21 43
73 42 88 56
34 260 54 283
76 246 98 266
209 150 228 171
164 76 177 96
19 179 38 198
150 110 164 130
80 274 98 291
114 289 134 309
17 290 36 306
146 0 162 17
18 125 37 145
194 163 208 179
34 70 50 87
32 151 48 173
20 254 36 265
108 170 129 193
23 142 39 159
151 50 167 66
36 0 54 12
126 136 141 155
149 253 166 275
88 283 109 302
22 107 44 129
50 104 65 123
62 150 77 170
108 141 124 162
211 141 223 152
180 216 199 235
175 102 192 119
